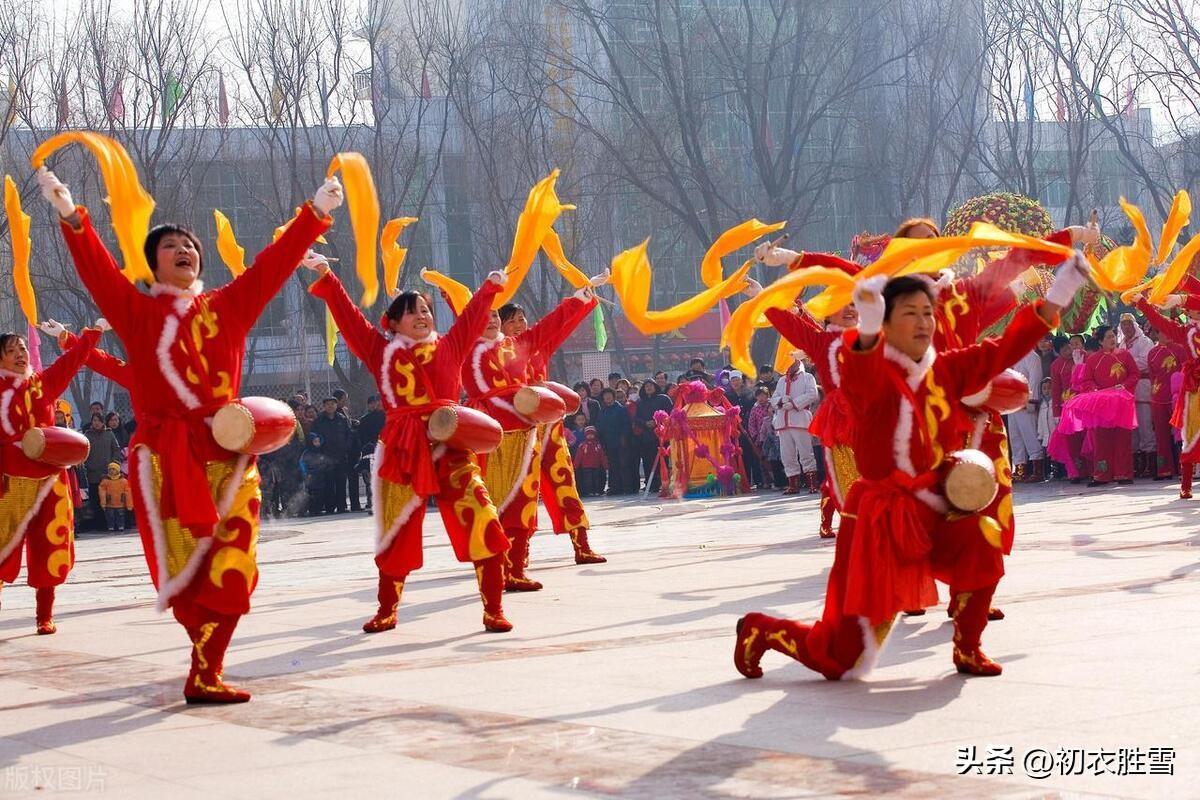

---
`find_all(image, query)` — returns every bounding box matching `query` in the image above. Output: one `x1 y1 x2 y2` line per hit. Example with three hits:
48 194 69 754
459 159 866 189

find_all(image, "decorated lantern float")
652 380 748 499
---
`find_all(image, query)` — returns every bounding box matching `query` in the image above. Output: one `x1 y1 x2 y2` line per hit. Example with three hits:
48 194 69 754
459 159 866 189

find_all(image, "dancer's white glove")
1069 222 1101 247
95 318 111 332
485 270 507 286
36 168 75 218
1163 294 1184 310
573 286 595 302
301 250 331 273
37 319 68 338
743 278 763 298
753 242 800 268
588 269 611 287
852 275 888 336
312 177 344 215
1045 253 1091 307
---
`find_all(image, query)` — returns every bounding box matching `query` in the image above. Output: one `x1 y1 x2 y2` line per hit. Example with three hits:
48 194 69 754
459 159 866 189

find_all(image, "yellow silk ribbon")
4 176 36 324
213 210 246 276
327 153 381 307
494 169 574 308
805 222 1075 318
381 216 418 297
326 307 338 365
1156 190 1191 266
1141 191 1200 304
609 240 752 335
700 219 786 288
31 131 155 284
1089 197 1154 293
421 268 471 315
722 266 857 375
540 227 590 289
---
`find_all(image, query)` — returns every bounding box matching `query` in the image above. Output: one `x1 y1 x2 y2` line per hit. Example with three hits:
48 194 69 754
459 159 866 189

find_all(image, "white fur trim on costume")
216 455 251 519
379 336 408 408
0 388 16 436
826 338 841 388
883 344 936 390
133 446 214 612
386 331 438 349
842 616 895 680
376 490 424 556
497 430 538 514
0 367 31 381
470 337 500 395
891 396 948 514
0 474 57 566
156 315 201 410
823 447 845 507
370 441 384 543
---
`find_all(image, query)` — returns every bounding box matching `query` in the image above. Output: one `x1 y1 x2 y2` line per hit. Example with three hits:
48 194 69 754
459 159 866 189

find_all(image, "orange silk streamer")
381 216 418 297
805 222 1075 318
5 176 36 324
326 307 338 366
1156 190 1191 266
31 131 155 284
722 266 856 376
213 210 245 276
421 268 471 315
327 153 381 307
540 226 590 289
1089 197 1153 293
609 240 752 335
494 169 574 308
700 218 786 288
1147 233 1200 305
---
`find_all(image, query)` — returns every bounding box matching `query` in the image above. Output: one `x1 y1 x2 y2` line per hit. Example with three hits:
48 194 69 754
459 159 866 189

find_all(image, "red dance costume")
311 271 514 633
1138 300 1200 496
1147 340 1183 479
763 307 857 537
59 202 330 703
735 304 1053 681
1073 349 1139 483
526 302 607 564
0 329 99 634
463 296 594 591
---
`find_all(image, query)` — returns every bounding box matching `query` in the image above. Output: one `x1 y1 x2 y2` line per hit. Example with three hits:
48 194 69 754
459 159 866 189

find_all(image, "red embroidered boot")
950 585 1002 676
569 528 607 565
362 572 405 633
805 472 820 494
504 529 543 592
818 487 836 538
781 475 801 495
184 611 251 704
476 555 512 632
734 613 808 678
35 586 56 635
1182 468 1193 500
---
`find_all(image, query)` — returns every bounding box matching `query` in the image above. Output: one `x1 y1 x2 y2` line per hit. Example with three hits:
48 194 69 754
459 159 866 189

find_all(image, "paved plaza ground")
2 480 1198 798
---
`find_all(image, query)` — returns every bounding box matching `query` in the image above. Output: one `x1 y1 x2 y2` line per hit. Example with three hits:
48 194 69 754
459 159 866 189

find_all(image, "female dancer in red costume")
308 259 516 633
39 165 342 703
733 256 1088 680
502 300 607 564
0 322 101 633
462 285 601 591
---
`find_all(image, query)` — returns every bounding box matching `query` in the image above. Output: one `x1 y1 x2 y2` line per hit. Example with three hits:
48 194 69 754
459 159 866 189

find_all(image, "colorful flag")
107 78 124 122
1023 75 1035 121
1122 78 1135 119
1054 83 1066 122
162 75 181 124
326 308 338 365
6 78 19 126
56 84 69 128
218 74 229 126
592 304 607 351
270 79 283 122
719 297 731 329
26 321 41 372
420 69 432 99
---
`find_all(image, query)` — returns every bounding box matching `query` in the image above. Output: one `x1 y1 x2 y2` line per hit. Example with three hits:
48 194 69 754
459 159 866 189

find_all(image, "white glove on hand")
852 275 888 336
1045 253 1091 307
312 177 344 215
485 270 508 287
37 320 68 338
1070 223 1101 247
573 285 595 302
753 242 800 268
95 318 111 332
301 249 330 273
36 168 75 218
1163 295 1184 310
1072 348 1085 365
743 278 764 298
588 269 611 287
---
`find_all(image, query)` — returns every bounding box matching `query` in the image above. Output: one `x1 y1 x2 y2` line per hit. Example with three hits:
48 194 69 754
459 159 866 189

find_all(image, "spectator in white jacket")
1006 347 1045 482
771 353 819 495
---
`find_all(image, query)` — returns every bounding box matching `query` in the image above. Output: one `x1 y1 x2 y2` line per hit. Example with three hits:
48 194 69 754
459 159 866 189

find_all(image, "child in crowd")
98 462 132 531
1037 377 1057 472
746 386 780 489
573 427 609 497
568 413 588 453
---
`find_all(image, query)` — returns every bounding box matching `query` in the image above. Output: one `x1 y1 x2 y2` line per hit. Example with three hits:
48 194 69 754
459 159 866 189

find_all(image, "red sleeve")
938 303 1056 400
58 209 149 334
212 202 332 339
1136 299 1189 345
520 296 590 360
1120 351 1139 393
40 327 101 399
979 228 1074 290
61 331 133 388
309 269 385 368
765 307 822 355
1078 354 1099 393
839 332 892 417
441 280 504 369
788 252 861 276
